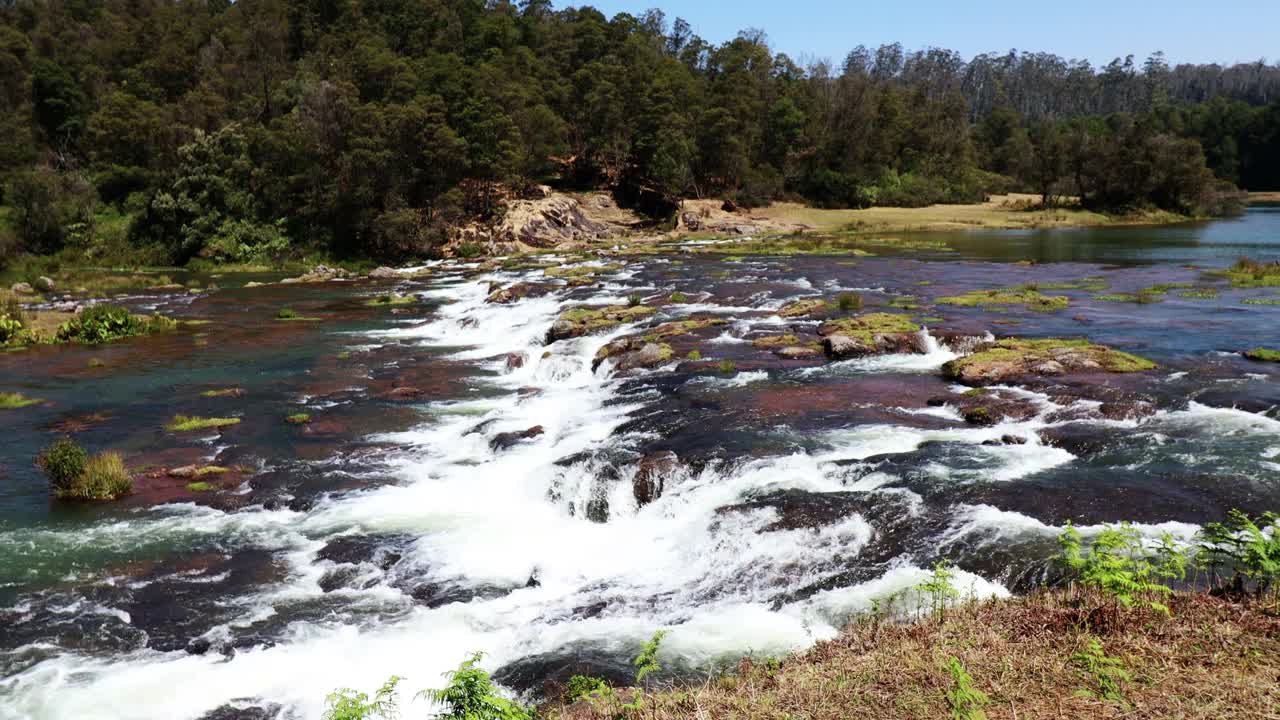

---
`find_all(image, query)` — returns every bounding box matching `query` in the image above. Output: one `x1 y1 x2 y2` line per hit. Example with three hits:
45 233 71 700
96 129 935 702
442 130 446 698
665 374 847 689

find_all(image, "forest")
1 0 1278 264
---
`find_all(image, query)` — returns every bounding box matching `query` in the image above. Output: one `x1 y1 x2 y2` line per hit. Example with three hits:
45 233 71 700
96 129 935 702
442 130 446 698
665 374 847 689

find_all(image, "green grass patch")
819 312 921 344
200 388 243 398
1244 348 1280 363
1243 297 1280 306
286 413 312 425
1211 258 1280 288
186 481 215 492
0 391 42 409
1179 288 1219 299
166 415 241 432
936 288 1069 312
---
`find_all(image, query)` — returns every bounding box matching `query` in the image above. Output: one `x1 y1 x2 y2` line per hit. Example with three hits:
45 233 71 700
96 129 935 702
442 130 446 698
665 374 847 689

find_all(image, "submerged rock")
943 339 1156 386
934 388 1041 427
633 451 679 507
490 425 545 450
774 345 823 359
486 282 547 304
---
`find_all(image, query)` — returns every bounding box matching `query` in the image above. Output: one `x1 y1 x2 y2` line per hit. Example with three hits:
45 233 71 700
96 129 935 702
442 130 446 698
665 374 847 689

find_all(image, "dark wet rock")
494 646 635 697
409 582 513 609
546 305 655 343
633 451 678 507
465 418 500 436
490 426 545 450
938 389 1040 427
318 565 378 593
943 339 1156 386
186 637 212 655
982 435 1028 446
505 352 526 370
316 535 405 569
197 703 283 720
1038 424 1114 457
721 199 739 213
287 496 313 513
572 600 609 619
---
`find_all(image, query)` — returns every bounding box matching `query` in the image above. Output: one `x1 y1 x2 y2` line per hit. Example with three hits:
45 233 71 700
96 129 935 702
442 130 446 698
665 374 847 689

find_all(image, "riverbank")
1249 191 1280 203
544 589 1280 720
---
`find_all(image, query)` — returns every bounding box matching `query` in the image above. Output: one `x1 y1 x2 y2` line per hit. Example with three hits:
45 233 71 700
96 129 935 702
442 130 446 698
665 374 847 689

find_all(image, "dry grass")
753 195 1181 235
1248 191 1280 204
544 590 1280 720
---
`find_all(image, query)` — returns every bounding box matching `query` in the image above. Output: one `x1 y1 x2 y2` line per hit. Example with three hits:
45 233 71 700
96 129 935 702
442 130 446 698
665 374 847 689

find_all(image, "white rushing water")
5 266 1247 720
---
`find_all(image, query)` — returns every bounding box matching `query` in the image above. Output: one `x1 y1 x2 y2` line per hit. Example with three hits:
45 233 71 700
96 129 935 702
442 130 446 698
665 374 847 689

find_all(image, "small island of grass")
165 415 241 432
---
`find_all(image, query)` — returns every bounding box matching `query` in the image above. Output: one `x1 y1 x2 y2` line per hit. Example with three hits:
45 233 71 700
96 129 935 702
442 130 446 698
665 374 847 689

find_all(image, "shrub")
455 242 484 259
633 630 668 684
0 297 27 344
669 292 688 303
40 440 131 500
56 304 148 344
718 359 736 374
39 438 87 495
838 293 863 312
423 653 531 720
1197 510 1280 597
687 349 702 360
564 675 611 703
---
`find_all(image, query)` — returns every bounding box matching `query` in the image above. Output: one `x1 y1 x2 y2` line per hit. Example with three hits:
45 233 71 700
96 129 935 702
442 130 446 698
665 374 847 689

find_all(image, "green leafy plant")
1058 522 1172 614
277 306 299 320
717 359 736 374
1197 510 1280 597
669 292 688 303
633 629 668 684
943 657 989 720
627 294 643 308
916 560 961 617
422 653 531 720
563 675 611 704
324 676 403 720
686 349 702 360
39 440 131 500
1071 638 1130 706
56 304 148 344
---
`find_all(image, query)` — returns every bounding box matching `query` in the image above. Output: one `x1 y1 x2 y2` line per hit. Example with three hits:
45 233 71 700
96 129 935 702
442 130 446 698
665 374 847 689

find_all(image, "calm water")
1 208 1278 719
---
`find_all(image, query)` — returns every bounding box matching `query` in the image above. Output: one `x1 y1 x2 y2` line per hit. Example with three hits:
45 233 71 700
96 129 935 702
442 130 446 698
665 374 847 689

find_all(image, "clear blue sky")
557 0 1280 68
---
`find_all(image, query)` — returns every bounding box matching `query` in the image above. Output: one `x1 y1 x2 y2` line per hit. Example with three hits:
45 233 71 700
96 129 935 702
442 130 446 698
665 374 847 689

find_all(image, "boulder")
10 282 35 295
633 451 678 507
935 389 1041 427
486 282 544 304
505 353 526 370
34 276 55 292
818 313 926 359
490 426 545 451
774 345 823 359
492 194 611 249
281 265 350 284
943 339 1156 386
546 305 655 343
368 266 401 280
679 211 704 232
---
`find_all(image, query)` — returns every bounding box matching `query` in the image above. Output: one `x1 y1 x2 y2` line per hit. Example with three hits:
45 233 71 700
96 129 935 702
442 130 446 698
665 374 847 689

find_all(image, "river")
2 206 1279 719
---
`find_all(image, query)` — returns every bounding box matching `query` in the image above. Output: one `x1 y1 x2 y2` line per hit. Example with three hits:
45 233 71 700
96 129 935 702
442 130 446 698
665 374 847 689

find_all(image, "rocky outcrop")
773 345 823 359
281 265 351 284
493 193 611 249
546 305 655 343
778 299 827 318
10 282 35 295
367 266 402 280
593 340 673 373
942 339 1156 386
818 313 925 359
633 451 678 507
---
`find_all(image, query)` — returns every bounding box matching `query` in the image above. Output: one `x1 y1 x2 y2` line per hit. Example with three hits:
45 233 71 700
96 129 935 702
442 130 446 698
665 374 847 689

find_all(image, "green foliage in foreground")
39 438 131 500
1071 639 1131 707
324 676 403 720
165 415 240 432
425 653 532 720
1058 523 1174 614
944 657 990 720
56 304 175 344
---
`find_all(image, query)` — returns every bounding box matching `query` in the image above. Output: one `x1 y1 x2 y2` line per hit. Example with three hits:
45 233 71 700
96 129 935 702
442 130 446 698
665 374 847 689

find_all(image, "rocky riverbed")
2 208 1280 719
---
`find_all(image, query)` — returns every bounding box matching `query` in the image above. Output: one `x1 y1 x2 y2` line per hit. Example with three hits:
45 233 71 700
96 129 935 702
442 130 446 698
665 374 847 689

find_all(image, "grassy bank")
754 194 1191 235
544 589 1279 720
1249 191 1280 204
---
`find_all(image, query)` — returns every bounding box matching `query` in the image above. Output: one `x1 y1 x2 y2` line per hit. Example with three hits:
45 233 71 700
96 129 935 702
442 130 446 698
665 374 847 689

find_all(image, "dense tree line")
0 0 1275 263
